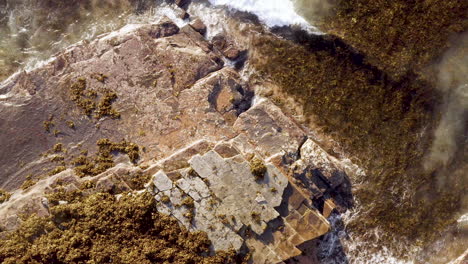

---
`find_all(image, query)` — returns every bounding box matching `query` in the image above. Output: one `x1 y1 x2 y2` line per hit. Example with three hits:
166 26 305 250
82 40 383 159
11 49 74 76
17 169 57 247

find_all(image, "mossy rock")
250 158 267 180
0 191 241 264
319 0 468 79
250 30 463 247
73 138 140 177
0 189 11 204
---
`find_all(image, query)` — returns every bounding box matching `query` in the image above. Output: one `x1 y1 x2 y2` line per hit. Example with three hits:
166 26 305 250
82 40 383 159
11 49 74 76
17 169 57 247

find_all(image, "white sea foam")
208 0 315 29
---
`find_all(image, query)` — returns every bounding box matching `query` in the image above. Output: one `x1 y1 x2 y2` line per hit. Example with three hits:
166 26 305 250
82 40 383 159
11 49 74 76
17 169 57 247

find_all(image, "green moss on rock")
73 139 140 177
95 90 120 119
181 197 195 209
52 143 63 153
20 179 38 191
249 158 267 180
70 77 97 116
125 171 151 190
0 191 240 264
0 189 11 204
66 120 75 129
47 166 67 176
250 32 461 246
69 78 120 119
320 0 468 79
43 120 55 133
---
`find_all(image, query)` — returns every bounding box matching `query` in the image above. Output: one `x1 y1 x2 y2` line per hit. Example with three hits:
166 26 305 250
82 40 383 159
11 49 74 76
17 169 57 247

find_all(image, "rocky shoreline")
0 11 357 262
0 1 467 263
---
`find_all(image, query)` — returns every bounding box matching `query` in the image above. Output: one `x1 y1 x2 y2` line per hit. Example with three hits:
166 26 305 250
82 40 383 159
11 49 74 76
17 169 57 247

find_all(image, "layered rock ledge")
0 18 353 263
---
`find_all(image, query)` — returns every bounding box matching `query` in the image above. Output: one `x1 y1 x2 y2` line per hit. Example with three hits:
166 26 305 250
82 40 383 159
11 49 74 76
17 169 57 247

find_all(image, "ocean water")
208 0 311 28
0 0 322 83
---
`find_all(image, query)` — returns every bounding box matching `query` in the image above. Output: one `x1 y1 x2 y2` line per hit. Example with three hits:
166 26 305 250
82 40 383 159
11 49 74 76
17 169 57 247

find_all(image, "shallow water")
0 0 316 81
0 0 174 81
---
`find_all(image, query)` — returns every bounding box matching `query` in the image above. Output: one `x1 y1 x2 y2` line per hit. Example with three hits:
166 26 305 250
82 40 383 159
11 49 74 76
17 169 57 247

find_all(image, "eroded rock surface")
0 18 355 263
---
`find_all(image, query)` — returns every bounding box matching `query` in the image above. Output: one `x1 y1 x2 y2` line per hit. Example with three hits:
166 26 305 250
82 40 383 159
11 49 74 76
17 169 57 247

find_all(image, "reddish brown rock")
174 0 191 9
212 34 227 50
223 45 241 60
0 17 359 264
212 33 243 60
190 18 207 35
0 21 226 191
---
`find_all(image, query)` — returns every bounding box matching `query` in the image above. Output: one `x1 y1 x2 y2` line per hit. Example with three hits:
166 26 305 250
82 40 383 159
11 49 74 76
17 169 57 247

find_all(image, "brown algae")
0 191 240 263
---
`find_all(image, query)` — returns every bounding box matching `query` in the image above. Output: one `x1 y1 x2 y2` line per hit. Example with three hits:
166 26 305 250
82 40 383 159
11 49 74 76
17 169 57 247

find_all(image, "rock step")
0 17 351 264
140 134 331 263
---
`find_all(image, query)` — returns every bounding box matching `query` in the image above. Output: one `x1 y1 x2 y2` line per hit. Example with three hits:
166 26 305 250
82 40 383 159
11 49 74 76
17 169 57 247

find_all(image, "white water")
1 0 318 83
318 213 416 264
208 0 317 30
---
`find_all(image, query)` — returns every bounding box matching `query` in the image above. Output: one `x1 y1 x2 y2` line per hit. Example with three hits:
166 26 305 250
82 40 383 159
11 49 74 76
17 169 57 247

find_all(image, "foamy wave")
208 0 318 30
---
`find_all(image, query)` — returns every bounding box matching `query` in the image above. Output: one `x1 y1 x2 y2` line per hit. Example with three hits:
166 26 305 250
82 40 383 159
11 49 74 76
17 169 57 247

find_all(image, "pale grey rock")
189 150 286 235
189 154 217 179
175 174 210 201
295 139 346 188
234 100 307 158
152 170 173 191
190 196 244 251
168 187 184 205
187 186 202 201
171 205 192 227
255 193 267 204
175 178 191 195
190 177 211 199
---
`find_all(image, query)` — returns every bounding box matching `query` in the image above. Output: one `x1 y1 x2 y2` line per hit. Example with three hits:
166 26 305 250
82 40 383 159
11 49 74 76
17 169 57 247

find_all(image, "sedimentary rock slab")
0 17 359 264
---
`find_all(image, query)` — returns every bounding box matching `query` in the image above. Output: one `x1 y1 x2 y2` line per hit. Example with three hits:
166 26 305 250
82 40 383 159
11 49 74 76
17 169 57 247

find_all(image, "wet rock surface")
0 17 355 264
212 33 243 60
190 18 207 35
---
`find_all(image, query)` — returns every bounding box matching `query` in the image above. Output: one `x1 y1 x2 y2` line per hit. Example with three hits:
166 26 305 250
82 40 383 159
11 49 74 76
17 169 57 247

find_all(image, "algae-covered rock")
0 189 11 204
250 0 467 253
0 191 239 264
318 0 468 79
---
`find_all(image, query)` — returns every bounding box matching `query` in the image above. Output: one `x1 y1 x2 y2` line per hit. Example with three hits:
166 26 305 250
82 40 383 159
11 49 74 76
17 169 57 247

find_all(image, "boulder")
212 34 227 50
223 45 241 60
174 0 191 9
212 33 243 60
190 18 207 35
